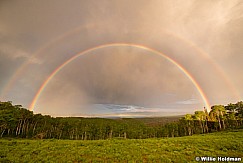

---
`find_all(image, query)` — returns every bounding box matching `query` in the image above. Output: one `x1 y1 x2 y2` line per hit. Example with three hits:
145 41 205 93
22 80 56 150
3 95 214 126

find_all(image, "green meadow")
1 130 242 163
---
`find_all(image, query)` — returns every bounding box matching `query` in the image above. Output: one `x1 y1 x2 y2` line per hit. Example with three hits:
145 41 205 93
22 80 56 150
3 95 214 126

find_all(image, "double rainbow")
28 43 211 112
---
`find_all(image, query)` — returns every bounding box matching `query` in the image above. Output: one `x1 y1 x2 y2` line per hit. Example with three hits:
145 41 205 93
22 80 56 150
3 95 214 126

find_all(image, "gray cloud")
176 99 200 105
0 0 242 116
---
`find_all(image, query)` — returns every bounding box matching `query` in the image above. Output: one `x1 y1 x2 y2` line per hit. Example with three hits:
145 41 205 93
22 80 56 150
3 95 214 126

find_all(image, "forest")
0 101 243 140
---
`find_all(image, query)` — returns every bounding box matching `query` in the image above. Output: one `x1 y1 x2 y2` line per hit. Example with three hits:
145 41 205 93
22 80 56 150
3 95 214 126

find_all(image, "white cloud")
176 99 200 105
0 44 41 64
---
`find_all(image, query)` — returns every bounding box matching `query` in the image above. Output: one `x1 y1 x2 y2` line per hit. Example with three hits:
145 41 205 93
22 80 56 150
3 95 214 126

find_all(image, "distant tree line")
0 101 242 140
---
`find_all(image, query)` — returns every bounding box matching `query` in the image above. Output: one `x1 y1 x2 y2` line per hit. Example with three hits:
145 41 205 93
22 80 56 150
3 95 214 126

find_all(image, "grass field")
0 130 243 162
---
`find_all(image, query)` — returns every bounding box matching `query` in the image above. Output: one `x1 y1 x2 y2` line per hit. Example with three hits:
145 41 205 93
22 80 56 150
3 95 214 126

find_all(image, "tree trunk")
59 130 62 139
205 120 209 133
21 119 26 137
1 129 5 137
217 113 222 130
199 120 203 133
109 130 113 139
222 120 225 130
32 122 37 135
16 119 22 136
75 127 78 140
84 131 87 140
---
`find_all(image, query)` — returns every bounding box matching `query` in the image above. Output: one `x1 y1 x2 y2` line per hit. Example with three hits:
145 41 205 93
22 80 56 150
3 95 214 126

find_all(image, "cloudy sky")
0 0 242 117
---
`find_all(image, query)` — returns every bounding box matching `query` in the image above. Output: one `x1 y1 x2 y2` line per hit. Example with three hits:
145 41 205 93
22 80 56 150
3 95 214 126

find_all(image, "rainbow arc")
29 43 211 112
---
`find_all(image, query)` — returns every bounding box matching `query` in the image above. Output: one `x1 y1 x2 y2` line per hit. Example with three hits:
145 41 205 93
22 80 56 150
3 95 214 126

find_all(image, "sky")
0 0 242 117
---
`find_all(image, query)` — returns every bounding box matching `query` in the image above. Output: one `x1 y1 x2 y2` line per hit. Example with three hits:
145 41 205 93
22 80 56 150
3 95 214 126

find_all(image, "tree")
193 111 206 133
236 101 243 118
210 105 226 130
181 114 194 136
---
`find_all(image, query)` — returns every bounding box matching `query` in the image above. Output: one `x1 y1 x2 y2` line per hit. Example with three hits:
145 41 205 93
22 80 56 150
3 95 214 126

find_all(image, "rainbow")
29 43 211 112
1 27 240 101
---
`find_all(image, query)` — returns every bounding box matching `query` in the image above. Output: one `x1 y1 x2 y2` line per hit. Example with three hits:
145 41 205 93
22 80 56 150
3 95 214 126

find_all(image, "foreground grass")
0 130 243 162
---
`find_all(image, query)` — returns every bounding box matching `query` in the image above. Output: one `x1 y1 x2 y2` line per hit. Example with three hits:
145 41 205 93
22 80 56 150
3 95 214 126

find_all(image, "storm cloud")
0 0 242 116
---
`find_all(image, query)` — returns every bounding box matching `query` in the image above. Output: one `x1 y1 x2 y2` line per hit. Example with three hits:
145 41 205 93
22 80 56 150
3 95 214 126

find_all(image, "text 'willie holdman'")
196 156 242 162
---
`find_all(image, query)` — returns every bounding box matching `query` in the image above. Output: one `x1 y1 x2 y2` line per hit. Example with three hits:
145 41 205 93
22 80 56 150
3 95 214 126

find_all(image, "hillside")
1 129 242 162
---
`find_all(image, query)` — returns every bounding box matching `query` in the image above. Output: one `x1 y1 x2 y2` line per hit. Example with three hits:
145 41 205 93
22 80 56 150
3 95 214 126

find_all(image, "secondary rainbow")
29 43 211 112
1 27 239 100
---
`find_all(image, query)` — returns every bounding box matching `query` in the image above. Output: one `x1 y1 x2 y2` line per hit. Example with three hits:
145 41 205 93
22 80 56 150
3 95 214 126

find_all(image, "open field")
0 130 242 162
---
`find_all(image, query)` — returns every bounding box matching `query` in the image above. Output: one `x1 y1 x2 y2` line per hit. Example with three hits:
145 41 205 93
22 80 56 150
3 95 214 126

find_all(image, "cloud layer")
0 0 242 116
